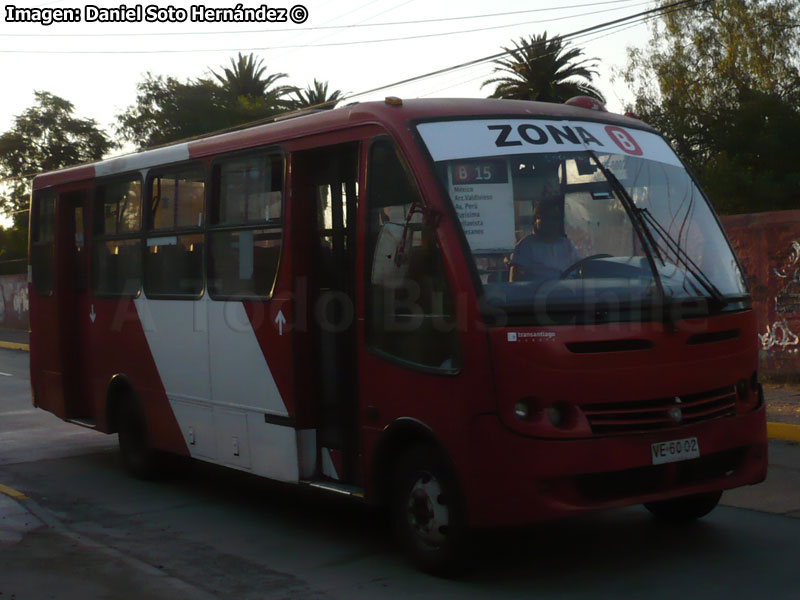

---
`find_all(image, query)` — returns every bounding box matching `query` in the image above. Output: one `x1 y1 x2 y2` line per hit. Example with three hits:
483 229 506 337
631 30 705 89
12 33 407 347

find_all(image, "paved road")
2 347 800 599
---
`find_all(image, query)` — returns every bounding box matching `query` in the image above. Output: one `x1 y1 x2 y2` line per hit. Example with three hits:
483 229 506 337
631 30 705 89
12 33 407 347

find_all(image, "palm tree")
209 52 296 105
291 79 344 110
482 33 605 103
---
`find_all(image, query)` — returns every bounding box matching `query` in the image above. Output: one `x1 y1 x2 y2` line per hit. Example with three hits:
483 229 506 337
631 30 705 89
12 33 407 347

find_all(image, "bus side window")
365 139 460 371
208 152 283 299
91 177 143 297
144 165 205 298
31 191 56 297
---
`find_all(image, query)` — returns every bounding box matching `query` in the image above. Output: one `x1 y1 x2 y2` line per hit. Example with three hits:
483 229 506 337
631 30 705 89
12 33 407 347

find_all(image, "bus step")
300 480 365 499
66 417 97 429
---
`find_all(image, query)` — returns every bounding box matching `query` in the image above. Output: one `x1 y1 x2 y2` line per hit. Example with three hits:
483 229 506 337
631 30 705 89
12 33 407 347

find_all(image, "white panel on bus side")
247 413 301 482
134 296 212 403
169 399 302 480
169 398 217 460
207 299 285 414
137 295 303 482
214 408 252 469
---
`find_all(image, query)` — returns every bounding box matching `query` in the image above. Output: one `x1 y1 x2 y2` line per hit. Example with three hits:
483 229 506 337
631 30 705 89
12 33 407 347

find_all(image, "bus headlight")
546 402 576 429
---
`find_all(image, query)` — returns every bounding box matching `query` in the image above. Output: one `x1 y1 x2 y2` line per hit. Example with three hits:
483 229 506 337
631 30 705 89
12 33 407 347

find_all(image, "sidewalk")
763 384 800 441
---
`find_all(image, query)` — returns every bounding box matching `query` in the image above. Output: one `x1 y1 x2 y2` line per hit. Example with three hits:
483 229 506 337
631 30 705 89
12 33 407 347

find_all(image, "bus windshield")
418 119 746 317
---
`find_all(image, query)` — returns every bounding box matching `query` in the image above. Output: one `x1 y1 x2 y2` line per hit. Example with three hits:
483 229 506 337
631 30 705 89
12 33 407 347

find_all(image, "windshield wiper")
586 151 727 310
636 206 727 308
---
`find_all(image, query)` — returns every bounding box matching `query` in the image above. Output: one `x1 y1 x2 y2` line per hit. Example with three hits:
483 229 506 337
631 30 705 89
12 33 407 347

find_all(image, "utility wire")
343 0 704 101
417 17 651 98
1 0 639 37
0 0 706 186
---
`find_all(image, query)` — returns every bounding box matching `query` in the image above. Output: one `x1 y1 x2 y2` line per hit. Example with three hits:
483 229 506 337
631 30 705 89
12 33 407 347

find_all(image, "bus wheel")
644 490 722 523
392 444 468 575
117 397 161 480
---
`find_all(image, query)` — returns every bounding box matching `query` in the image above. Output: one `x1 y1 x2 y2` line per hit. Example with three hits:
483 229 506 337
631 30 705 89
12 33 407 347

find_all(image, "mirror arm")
394 202 439 267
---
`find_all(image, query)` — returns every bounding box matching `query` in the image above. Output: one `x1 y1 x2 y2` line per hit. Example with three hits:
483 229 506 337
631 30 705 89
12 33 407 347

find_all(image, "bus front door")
293 143 360 484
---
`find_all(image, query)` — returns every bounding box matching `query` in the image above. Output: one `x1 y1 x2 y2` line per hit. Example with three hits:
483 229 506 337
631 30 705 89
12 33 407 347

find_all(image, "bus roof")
32 98 651 191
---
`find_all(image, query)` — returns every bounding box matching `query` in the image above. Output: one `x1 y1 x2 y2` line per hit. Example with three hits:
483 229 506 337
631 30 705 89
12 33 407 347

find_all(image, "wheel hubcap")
406 472 449 547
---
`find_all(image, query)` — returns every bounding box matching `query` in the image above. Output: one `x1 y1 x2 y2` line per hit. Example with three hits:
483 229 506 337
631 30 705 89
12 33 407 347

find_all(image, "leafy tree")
619 0 800 214
0 91 112 222
209 52 296 104
117 53 296 149
482 32 605 103
116 74 228 148
291 79 344 110
0 225 28 273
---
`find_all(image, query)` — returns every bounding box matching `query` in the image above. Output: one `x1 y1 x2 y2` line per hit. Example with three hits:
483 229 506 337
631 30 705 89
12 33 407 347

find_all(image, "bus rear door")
30 187 93 422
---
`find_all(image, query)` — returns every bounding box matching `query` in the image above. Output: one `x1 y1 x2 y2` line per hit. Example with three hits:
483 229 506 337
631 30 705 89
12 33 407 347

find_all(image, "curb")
0 341 29 351
767 422 800 443
0 482 28 500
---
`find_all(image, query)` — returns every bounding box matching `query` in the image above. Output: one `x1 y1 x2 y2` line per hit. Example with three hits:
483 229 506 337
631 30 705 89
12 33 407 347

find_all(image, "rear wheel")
117 396 162 480
392 444 469 575
644 491 722 523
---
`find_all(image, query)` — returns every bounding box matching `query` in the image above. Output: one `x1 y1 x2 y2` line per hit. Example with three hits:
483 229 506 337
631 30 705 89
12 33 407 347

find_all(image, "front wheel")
644 490 722 523
391 444 469 575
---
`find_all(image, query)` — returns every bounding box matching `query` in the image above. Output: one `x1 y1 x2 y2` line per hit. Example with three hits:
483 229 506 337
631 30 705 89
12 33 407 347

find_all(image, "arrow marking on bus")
90 305 96 323
275 310 286 336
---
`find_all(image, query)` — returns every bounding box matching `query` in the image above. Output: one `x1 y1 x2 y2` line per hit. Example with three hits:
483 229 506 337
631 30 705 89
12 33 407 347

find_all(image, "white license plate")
651 437 700 465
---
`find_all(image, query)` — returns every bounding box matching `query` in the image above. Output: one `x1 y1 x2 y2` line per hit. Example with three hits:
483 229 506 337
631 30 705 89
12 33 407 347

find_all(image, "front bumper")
465 403 767 528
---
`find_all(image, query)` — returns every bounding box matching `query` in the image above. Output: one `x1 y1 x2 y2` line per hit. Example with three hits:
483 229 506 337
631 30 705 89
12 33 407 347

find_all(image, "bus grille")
581 385 737 435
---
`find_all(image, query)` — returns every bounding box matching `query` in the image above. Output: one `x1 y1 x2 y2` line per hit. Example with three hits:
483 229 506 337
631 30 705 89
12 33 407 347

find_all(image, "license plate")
651 437 700 465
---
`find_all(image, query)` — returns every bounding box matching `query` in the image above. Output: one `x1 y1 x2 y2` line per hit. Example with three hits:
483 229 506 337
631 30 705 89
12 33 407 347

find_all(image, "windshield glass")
594 152 745 299
417 118 746 317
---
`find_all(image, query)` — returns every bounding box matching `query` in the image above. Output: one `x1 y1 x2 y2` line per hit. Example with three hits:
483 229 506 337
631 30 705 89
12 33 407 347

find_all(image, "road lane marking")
767 422 800 443
0 371 13 377
0 483 28 500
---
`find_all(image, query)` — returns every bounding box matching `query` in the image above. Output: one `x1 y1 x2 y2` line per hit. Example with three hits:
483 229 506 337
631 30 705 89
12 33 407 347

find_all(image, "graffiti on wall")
0 274 29 330
759 321 799 352
759 240 800 352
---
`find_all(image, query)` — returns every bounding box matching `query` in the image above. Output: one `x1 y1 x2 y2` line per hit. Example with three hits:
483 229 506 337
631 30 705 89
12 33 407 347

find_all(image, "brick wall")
721 210 800 378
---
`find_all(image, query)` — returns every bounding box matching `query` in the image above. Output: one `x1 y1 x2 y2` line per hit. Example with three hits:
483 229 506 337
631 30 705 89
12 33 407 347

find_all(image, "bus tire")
644 490 722 523
391 444 469 575
117 396 161 480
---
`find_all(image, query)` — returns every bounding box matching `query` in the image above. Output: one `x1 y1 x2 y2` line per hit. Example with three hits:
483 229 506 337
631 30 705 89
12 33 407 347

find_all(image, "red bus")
29 97 767 572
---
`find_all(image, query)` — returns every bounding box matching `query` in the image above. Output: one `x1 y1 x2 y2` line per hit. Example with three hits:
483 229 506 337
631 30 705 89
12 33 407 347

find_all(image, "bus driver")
509 198 580 281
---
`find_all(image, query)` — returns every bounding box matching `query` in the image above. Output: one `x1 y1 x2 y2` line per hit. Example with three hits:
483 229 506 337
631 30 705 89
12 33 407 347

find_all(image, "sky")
0 0 662 135
0 0 668 225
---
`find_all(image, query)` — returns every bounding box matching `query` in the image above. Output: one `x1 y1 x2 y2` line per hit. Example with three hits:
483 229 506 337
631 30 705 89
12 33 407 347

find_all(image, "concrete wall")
721 210 800 378
0 274 29 331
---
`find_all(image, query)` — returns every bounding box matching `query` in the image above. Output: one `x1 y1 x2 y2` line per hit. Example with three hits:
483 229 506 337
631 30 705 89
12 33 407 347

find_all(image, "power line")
0 0 654 53
343 0 705 102
0 0 639 38
417 18 654 98
266 0 420 65
0 0 705 188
